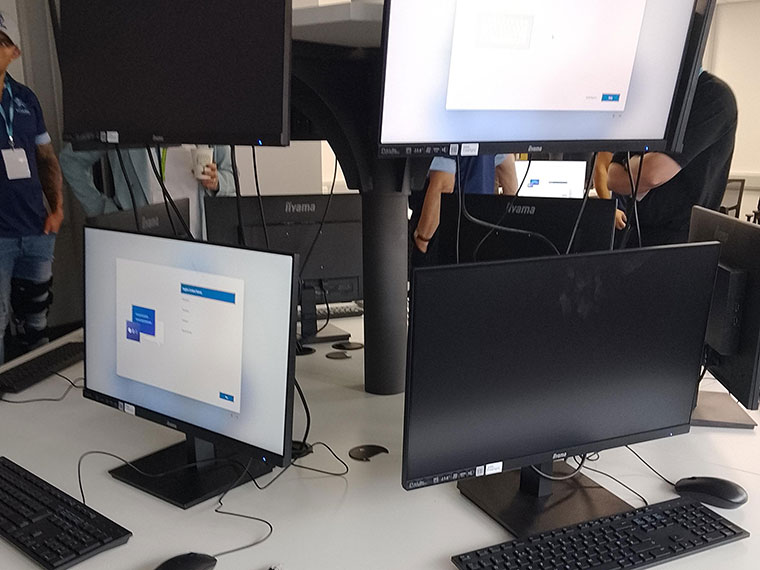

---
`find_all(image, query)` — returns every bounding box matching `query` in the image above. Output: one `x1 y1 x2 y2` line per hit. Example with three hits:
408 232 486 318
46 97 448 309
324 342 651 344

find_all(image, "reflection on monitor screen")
84 228 296 508
380 0 714 154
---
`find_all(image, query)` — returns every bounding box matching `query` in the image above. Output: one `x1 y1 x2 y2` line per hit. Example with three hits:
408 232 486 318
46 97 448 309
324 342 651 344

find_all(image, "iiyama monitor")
62 1 291 147
404 243 719 536
86 198 190 238
204 195 362 344
689 206 760 426
84 227 297 508
436 195 617 264
379 0 715 156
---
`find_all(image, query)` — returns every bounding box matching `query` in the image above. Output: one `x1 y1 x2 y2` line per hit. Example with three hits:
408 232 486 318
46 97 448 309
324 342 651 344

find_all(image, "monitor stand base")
458 463 632 538
110 438 273 509
691 390 756 429
299 322 351 345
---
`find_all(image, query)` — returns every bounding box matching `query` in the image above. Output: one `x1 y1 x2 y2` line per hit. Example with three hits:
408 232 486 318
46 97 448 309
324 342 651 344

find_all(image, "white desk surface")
1 324 759 570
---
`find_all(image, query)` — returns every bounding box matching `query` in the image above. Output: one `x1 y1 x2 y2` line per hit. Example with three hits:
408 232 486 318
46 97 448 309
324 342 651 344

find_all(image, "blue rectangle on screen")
602 93 621 102
219 392 235 402
181 284 236 304
132 306 155 336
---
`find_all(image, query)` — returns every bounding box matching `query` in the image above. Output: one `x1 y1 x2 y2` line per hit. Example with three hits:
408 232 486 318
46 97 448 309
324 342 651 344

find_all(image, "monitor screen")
379 0 714 156
689 206 760 411
61 1 291 147
515 160 588 199
84 228 296 506
404 243 719 493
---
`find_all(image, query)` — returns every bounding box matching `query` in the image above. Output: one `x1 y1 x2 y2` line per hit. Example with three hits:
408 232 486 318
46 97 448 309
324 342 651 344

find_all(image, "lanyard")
0 81 14 147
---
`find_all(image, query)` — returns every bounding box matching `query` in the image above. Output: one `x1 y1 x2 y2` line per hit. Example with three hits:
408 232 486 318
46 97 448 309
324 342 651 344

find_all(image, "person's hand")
44 208 64 234
615 209 627 230
413 229 431 253
200 162 220 192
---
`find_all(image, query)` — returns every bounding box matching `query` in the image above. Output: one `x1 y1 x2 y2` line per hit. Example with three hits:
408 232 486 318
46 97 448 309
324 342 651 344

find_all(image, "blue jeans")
0 234 56 364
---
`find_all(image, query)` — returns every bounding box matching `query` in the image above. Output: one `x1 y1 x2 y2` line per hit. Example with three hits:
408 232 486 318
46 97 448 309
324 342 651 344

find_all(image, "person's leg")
0 237 22 364
11 234 56 353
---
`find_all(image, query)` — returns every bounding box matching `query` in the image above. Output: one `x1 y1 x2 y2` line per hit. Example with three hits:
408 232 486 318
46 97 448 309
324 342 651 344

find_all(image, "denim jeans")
0 234 56 364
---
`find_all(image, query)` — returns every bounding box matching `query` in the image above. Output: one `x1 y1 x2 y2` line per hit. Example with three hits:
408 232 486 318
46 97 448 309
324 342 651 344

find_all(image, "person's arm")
593 152 613 199
59 144 117 216
495 154 518 195
202 146 235 196
36 143 64 234
607 153 682 197
413 169 455 253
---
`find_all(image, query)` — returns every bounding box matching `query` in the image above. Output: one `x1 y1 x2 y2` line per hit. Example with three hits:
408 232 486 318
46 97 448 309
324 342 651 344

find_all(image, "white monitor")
379 0 714 156
83 227 297 507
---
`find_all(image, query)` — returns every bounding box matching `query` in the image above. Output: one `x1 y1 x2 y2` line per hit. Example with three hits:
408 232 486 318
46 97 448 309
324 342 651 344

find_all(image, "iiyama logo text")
506 203 536 215
528 145 543 152
552 452 567 460
285 201 316 214
141 215 159 230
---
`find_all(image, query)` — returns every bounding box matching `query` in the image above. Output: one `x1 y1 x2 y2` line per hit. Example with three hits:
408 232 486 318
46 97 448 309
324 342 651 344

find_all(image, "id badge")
2 148 31 180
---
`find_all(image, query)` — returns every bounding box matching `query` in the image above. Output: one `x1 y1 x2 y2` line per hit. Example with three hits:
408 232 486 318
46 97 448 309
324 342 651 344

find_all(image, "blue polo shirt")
0 74 51 237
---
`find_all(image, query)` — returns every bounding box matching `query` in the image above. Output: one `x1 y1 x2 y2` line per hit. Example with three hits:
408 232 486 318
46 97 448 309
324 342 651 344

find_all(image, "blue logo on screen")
132 306 156 336
602 93 621 102
219 392 235 403
528 179 540 188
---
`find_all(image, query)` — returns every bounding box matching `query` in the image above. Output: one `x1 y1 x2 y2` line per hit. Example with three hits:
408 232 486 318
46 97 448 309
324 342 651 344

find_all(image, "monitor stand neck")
297 283 351 347
457 462 632 537
109 435 273 509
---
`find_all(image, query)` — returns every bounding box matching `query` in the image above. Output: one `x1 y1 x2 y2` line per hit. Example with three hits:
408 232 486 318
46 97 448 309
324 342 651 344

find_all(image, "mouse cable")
251 146 270 249
0 373 83 404
564 152 597 255
146 146 194 240
570 455 649 507
230 145 248 248
626 445 676 487
210 457 274 559
316 279 331 335
471 157 532 262
250 441 348 491
299 155 338 281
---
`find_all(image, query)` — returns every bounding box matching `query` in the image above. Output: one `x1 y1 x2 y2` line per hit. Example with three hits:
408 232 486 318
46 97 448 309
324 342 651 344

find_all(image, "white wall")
707 0 760 189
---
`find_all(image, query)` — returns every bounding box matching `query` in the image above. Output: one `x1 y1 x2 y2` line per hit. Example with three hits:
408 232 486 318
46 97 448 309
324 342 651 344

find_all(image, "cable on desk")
626 445 676 488
571 454 650 507
530 454 587 481
0 373 83 404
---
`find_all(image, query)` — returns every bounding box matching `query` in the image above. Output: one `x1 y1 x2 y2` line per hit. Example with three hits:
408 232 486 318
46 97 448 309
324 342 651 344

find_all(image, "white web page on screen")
446 0 646 112
115 258 245 413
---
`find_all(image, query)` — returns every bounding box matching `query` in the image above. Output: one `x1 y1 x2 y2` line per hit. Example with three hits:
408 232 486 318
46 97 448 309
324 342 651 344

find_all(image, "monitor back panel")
86 198 190 238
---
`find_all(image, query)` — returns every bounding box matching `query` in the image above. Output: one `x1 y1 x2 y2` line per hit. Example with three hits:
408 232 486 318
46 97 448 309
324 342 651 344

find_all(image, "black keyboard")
0 457 131 569
452 497 749 570
0 342 84 394
315 302 364 320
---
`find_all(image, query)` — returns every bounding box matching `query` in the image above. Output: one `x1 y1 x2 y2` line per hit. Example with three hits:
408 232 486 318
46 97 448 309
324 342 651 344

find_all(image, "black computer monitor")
86 199 190 238
61 0 291 148
83 227 297 508
204 194 363 344
379 0 715 156
435 195 616 264
404 243 719 536
688 206 760 427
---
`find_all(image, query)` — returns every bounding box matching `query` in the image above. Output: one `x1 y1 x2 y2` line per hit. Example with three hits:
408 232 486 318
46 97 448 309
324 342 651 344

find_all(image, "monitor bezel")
402 244 717 490
82 226 298 468
378 0 715 158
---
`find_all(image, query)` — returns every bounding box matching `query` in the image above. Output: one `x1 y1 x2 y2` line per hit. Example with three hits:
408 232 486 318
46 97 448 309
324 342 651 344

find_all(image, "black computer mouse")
349 444 389 461
675 476 748 509
154 552 217 570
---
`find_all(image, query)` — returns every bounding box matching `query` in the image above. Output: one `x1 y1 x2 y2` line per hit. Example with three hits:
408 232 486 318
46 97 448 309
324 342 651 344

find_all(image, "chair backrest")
720 178 746 218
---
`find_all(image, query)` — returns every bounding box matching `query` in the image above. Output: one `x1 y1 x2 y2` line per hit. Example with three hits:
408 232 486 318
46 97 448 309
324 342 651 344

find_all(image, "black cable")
472 157 533 261
1 374 83 403
626 446 676 488
530 454 587 481
564 152 597 255
621 152 645 248
156 146 178 238
456 155 560 261
114 147 141 232
316 279 331 334
251 147 270 249
146 146 194 240
300 156 338 280
231 146 247 247
572 456 649 507
253 441 349 491
293 377 311 452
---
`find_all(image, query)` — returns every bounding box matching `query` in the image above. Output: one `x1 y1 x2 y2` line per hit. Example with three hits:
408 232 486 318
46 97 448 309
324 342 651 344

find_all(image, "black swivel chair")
720 178 746 218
